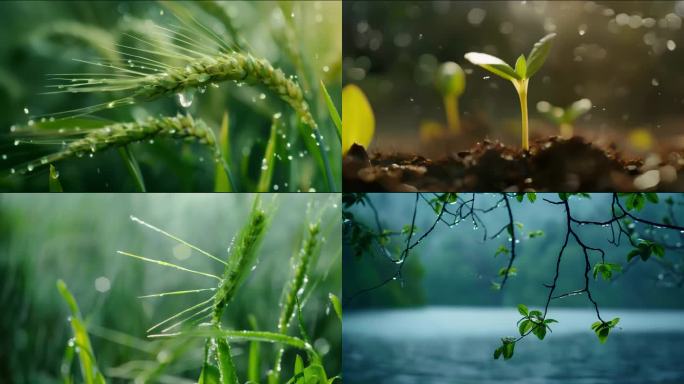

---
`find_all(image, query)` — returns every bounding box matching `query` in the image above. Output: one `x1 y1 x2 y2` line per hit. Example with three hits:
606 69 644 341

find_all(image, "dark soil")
343 136 684 192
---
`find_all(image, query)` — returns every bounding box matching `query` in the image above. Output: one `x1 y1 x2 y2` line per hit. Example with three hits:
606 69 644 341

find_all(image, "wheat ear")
211 195 271 324
271 221 321 382
18 114 216 173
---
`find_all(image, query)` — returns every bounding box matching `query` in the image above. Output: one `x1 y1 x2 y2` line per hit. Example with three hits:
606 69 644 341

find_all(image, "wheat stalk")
41 12 336 190
15 114 217 174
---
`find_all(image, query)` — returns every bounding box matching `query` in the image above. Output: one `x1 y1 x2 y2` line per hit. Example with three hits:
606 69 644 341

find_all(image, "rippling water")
344 307 684 384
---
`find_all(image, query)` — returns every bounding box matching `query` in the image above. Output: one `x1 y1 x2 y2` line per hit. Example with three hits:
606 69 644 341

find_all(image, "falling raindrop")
578 24 587 36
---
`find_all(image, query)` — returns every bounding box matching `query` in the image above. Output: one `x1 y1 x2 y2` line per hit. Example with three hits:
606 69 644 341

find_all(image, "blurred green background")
0 193 341 383
0 1 341 192
343 1 684 155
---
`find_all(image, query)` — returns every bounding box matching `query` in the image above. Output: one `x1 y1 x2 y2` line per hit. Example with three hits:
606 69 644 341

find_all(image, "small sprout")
465 33 556 150
434 62 465 133
342 84 375 155
537 98 592 138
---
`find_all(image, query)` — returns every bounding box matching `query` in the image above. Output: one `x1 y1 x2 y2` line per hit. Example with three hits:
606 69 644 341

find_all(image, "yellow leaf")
342 84 374 155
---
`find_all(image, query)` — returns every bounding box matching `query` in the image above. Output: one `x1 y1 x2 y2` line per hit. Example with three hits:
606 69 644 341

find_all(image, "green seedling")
537 98 592 138
434 62 466 133
465 33 556 150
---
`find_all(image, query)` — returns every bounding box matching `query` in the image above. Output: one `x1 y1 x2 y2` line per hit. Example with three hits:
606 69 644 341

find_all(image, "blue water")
344 307 684 384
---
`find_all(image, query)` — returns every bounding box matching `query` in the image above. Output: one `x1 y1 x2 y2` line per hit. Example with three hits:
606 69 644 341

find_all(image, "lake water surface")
344 307 684 384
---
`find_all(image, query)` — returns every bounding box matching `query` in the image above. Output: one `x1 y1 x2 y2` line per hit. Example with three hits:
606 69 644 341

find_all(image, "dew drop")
259 93 266 100
27 164 34 172
667 40 677 51
1 154 6 160
322 65 330 72
10 168 15 174
13 140 20 146
177 90 195 108
23 107 29 114
651 78 659 86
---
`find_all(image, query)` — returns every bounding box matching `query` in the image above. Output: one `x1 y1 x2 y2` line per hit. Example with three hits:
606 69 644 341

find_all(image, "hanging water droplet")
13 140 20 146
23 107 29 114
259 93 266 100
159 9 164 15
52 169 60 179
651 78 659 86
322 65 330 72
27 164 34 172
177 89 195 108
1 154 6 160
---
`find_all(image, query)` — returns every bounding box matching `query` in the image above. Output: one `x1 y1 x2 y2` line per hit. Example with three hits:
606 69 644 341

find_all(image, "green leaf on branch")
532 324 547 340
592 262 622 281
494 245 510 257
591 317 620 344
527 230 544 238
517 304 528 316
499 267 517 277
494 338 516 360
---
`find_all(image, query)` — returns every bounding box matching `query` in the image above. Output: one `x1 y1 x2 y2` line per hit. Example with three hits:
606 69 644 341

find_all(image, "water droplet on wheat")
177 90 195 108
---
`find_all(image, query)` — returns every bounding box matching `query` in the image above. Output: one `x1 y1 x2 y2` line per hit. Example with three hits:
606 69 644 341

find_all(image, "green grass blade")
328 293 342 322
217 336 239 384
49 164 63 192
149 329 317 357
214 112 234 192
60 343 75 384
257 117 279 192
56 280 105 384
117 145 146 192
297 121 336 192
320 80 341 142
248 315 261 384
